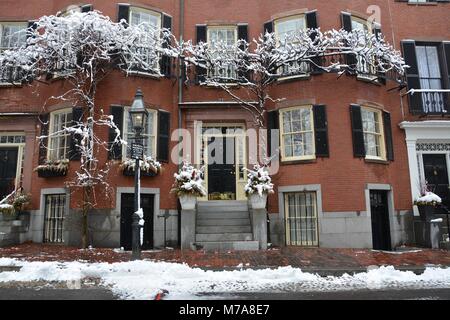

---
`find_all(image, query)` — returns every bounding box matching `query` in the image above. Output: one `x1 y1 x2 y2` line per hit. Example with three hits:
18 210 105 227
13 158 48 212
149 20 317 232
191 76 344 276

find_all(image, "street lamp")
129 88 148 260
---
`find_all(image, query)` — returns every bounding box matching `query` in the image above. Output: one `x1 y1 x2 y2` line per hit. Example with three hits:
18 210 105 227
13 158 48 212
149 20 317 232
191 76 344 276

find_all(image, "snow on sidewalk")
1 258 450 300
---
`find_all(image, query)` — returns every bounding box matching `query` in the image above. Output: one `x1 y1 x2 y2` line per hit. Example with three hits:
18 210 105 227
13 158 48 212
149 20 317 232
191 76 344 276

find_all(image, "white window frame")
127 6 162 76
122 107 158 160
206 25 238 83
274 14 310 80
47 108 73 161
279 105 316 162
361 106 386 161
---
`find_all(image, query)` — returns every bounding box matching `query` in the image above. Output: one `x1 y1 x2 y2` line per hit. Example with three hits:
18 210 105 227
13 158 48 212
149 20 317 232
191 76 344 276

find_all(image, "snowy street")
1 258 450 300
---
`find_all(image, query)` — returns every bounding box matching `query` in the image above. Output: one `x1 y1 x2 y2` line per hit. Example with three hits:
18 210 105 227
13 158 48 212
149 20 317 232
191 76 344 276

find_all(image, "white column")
405 139 420 216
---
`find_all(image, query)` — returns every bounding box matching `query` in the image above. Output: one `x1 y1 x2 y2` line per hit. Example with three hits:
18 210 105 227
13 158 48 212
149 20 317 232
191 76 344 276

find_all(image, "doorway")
120 193 154 250
0 148 18 199
370 190 392 251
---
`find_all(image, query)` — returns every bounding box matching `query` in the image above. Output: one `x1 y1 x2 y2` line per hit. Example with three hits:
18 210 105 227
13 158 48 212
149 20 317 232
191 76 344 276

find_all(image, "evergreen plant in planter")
0 192 30 220
414 191 442 222
171 160 206 210
244 164 274 209
120 156 161 177
34 159 69 178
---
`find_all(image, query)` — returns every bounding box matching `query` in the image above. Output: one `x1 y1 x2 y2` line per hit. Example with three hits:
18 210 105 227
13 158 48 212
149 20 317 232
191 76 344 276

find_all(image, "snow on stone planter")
244 164 274 209
171 161 206 210
414 191 442 222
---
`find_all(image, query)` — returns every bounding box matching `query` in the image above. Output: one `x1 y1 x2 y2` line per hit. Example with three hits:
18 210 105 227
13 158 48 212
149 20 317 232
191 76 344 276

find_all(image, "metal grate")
285 192 318 246
44 194 66 243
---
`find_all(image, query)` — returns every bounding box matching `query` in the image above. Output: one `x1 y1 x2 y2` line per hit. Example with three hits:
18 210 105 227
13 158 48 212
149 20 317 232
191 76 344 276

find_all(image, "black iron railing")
406 89 450 115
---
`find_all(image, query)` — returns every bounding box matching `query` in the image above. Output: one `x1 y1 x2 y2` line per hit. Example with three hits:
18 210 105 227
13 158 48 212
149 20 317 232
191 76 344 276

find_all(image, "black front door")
370 190 392 251
120 193 154 250
0 148 18 200
207 136 236 200
423 154 450 208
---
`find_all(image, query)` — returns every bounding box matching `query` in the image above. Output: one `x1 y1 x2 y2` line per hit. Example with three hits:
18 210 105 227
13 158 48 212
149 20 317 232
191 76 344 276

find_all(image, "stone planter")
179 194 197 210
417 204 436 222
249 193 268 209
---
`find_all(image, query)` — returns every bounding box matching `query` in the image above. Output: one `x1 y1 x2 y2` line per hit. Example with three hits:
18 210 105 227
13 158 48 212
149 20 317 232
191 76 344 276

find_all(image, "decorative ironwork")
416 143 450 152
43 194 66 243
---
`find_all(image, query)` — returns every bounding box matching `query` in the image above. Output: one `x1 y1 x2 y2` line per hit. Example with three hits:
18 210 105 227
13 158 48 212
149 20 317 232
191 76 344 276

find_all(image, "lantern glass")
129 89 148 132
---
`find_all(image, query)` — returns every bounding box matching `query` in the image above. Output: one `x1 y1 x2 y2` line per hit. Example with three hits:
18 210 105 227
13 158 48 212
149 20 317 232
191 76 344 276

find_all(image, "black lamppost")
129 88 148 260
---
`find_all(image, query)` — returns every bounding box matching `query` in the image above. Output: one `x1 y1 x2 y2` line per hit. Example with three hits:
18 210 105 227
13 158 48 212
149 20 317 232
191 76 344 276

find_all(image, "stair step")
197 225 251 233
196 233 253 242
197 212 249 219
195 241 259 251
197 218 250 226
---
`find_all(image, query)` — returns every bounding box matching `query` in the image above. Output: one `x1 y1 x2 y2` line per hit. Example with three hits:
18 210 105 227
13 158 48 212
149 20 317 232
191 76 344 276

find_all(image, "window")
361 107 385 160
284 192 318 246
279 106 315 161
48 109 73 161
0 22 27 83
128 7 161 74
123 108 157 159
207 26 238 81
274 15 309 77
416 44 445 113
351 17 377 80
44 194 66 243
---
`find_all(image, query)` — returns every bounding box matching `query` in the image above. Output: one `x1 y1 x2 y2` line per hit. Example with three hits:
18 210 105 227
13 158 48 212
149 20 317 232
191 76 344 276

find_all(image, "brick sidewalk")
1 243 450 269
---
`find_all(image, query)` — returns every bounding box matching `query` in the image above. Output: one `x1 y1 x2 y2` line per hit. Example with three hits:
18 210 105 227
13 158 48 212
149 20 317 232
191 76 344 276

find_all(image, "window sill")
364 158 389 165
277 74 311 84
407 2 438 6
0 82 23 88
356 74 381 85
205 82 240 88
281 157 316 165
125 71 161 80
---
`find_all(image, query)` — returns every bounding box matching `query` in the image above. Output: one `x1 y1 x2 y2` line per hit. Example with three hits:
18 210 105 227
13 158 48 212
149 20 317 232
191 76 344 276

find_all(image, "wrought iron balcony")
406 89 450 115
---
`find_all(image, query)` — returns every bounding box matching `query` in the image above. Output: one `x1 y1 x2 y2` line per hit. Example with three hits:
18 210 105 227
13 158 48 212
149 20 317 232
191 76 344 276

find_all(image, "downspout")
177 0 185 248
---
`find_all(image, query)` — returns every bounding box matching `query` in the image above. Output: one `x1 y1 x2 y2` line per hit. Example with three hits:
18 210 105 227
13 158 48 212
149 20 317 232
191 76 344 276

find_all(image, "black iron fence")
407 89 450 115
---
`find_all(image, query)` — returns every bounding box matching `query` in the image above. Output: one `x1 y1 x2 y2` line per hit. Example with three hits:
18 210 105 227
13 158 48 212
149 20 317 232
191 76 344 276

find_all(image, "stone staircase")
194 200 259 251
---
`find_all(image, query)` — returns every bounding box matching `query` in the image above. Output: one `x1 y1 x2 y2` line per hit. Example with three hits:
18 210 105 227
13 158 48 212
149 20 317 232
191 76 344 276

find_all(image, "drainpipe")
177 0 185 248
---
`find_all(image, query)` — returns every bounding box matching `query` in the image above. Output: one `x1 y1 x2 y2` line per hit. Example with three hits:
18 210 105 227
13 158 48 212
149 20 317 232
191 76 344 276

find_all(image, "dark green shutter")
118 4 130 26
109 106 123 160
69 107 84 161
38 114 49 165
401 41 423 114
267 110 279 157
237 24 249 81
374 25 386 85
160 14 173 77
341 12 357 73
313 105 329 157
263 21 273 34
350 104 365 158
195 25 207 84
306 10 322 75
383 111 394 161
81 4 93 12
157 111 170 162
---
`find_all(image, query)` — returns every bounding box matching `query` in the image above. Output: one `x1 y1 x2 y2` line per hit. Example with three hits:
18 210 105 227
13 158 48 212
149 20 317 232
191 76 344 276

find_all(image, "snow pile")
136 208 145 245
415 192 442 206
171 160 206 197
244 164 274 197
121 156 161 174
1 258 450 300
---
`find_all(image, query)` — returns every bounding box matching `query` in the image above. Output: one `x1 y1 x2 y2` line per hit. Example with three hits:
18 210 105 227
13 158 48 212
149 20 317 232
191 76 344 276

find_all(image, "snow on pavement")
1 258 450 300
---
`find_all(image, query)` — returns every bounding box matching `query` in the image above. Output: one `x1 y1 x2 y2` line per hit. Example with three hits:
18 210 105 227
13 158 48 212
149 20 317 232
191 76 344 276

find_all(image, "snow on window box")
34 159 69 178
120 156 161 177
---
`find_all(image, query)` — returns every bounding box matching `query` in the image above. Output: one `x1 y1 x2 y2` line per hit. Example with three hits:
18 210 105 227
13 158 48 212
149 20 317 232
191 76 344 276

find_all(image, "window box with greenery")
414 189 442 222
171 161 206 210
244 164 274 209
34 159 69 178
120 156 161 177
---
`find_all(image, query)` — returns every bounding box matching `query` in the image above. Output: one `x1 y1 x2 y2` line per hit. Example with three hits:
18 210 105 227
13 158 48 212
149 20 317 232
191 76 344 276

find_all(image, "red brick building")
0 0 449 250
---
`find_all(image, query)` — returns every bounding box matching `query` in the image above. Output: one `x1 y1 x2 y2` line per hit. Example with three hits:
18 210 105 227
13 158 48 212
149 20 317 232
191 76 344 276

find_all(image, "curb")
0 266 22 273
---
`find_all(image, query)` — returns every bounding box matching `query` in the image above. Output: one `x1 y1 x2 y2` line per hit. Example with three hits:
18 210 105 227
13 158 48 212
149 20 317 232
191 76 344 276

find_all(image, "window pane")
426 46 441 78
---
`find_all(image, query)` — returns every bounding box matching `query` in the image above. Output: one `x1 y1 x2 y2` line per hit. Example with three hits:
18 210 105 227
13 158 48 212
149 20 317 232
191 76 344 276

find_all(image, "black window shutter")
195 25 207 84
81 4 93 13
118 4 130 26
69 107 84 161
109 106 124 160
263 21 273 34
443 42 450 103
401 41 423 114
374 25 386 85
383 111 394 161
306 10 322 75
313 104 329 157
341 12 357 72
267 110 279 157
237 24 249 81
157 111 171 162
27 21 37 40
350 104 365 158
160 14 173 77
38 114 49 165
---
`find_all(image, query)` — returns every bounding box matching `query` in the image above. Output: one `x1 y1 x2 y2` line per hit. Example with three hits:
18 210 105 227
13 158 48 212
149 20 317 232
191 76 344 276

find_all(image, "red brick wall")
1 0 449 214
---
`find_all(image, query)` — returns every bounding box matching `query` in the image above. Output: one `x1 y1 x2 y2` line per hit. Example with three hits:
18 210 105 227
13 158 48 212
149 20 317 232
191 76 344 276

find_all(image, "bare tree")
0 10 176 248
